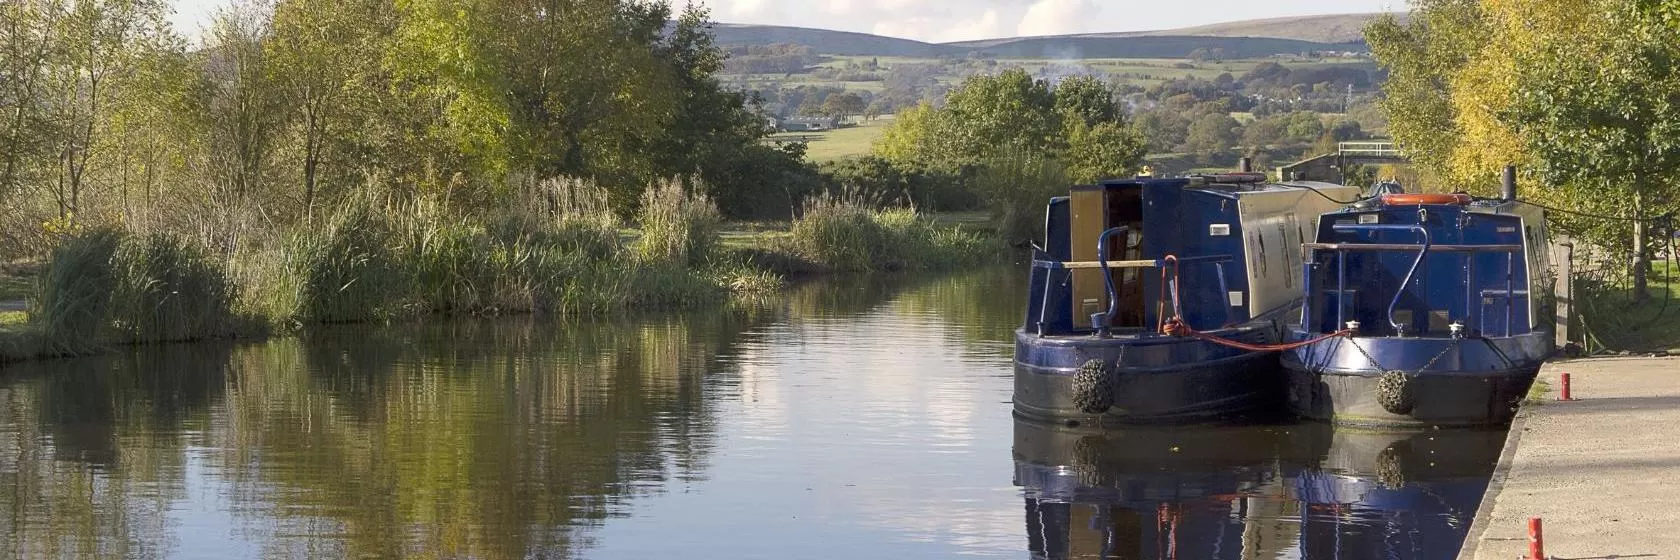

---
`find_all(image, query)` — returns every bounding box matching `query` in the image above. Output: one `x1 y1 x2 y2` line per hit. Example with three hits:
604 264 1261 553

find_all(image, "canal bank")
1460 357 1680 560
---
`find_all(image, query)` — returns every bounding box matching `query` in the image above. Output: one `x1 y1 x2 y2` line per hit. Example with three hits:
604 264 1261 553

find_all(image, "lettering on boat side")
1209 224 1231 236
1358 214 1381 224
1497 226 1517 233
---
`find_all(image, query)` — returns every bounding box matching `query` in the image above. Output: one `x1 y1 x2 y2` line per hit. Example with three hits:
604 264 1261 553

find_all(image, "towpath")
1461 357 1680 559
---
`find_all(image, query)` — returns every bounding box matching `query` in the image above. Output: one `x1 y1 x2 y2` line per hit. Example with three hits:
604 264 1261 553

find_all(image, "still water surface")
0 268 1501 559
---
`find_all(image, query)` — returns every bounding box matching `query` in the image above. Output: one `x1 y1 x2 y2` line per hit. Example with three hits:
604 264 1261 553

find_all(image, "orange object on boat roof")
1381 193 1473 205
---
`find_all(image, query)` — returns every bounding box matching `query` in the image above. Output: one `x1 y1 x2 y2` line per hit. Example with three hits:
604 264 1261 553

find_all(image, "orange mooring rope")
1155 253 1352 352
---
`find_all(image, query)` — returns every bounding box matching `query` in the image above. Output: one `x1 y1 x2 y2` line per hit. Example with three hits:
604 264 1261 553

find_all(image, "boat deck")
1460 357 1680 559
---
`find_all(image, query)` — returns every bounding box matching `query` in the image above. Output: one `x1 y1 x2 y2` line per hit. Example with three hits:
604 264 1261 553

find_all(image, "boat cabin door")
1069 184 1146 330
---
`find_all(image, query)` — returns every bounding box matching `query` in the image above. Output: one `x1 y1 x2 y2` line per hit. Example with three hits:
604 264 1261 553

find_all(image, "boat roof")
1076 175 1359 201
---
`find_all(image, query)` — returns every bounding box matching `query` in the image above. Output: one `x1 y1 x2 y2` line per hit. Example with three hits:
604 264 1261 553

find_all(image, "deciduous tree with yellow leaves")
1369 0 1680 299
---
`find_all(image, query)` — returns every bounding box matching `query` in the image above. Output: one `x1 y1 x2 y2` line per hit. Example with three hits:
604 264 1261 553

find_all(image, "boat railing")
1302 227 1526 338
1031 232 1236 335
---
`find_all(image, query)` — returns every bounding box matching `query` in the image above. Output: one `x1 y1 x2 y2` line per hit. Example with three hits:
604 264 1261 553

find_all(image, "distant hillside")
947 35 1362 59
1134 13 1402 44
708 13 1398 59
709 23 952 57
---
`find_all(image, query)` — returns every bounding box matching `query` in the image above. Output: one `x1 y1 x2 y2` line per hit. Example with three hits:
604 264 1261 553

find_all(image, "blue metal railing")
1031 231 1235 335
1305 233 1526 337
1332 224 1431 335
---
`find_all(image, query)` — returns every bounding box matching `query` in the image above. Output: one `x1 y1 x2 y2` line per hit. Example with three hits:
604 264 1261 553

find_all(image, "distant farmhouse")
771 116 840 132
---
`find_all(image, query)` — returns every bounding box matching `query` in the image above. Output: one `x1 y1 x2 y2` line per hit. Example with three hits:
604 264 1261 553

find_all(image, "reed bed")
1 176 1012 363
787 190 997 271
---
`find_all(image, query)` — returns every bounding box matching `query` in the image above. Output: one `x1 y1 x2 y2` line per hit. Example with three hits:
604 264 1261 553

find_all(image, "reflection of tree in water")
213 310 768 559
889 265 1028 359
0 343 236 558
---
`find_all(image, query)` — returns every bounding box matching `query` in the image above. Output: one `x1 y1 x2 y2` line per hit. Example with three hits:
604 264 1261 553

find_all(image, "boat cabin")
1024 175 1359 337
1300 196 1551 339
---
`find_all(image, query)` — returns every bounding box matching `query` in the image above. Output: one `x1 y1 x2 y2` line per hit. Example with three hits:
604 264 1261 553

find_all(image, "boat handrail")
1302 242 1523 254
1307 225 1526 338
1031 254 1234 270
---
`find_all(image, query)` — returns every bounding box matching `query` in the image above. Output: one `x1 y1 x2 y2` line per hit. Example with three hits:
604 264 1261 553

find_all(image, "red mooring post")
1528 517 1546 560
1560 373 1573 401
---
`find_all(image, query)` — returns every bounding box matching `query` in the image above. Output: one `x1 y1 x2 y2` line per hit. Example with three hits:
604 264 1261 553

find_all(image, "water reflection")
1014 418 1502 559
0 265 1504 559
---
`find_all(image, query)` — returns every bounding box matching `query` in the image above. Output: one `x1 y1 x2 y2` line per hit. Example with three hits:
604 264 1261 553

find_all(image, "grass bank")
0 181 1005 365
1576 261 1680 353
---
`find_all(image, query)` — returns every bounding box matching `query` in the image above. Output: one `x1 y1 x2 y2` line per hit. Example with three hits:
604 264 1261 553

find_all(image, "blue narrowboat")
1015 173 1359 424
1283 175 1555 428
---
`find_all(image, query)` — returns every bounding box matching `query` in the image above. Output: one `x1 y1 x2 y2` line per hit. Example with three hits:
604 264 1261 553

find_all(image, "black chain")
1344 336 1462 375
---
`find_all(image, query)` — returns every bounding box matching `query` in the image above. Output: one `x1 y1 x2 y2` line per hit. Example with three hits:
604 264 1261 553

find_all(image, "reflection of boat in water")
1014 418 1295 559
1013 418 1504 559
1014 174 1358 424
1286 427 1504 560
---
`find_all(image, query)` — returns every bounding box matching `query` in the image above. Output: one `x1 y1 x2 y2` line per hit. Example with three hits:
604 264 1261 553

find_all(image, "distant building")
774 116 840 132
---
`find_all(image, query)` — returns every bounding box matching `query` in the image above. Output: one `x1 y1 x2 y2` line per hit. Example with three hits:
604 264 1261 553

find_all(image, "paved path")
1461 357 1680 560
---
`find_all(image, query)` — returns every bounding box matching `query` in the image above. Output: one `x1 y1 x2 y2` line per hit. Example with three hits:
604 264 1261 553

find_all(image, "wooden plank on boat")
1054 260 1160 269
1303 243 1524 253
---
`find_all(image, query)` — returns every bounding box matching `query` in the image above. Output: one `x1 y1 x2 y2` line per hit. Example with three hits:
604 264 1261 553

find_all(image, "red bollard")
1528 517 1546 560
1560 373 1573 401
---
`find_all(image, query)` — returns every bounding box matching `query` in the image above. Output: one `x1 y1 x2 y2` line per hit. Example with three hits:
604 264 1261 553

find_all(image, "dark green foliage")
32 229 244 354
34 230 122 352
817 156 979 212
787 192 999 272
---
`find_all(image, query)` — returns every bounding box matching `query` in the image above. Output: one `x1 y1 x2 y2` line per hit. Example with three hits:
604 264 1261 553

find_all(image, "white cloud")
1016 0 1099 37
874 8 1007 43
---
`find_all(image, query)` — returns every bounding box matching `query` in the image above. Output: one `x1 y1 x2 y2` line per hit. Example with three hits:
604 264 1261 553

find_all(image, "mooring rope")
1154 253 1353 352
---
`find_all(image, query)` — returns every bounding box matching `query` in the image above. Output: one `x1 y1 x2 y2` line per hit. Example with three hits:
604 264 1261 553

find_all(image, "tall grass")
637 177 721 265
235 176 756 327
29 228 246 354
788 190 996 271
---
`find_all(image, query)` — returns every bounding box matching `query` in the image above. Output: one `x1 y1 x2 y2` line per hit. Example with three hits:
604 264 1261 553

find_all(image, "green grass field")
769 117 893 162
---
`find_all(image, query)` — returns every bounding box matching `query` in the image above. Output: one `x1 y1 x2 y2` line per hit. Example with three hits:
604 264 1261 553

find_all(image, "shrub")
637 177 721 265
788 190 999 271
33 229 121 351
33 228 242 352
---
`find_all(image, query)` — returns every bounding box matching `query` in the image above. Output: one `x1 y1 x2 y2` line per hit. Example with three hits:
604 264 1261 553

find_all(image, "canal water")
0 267 1503 559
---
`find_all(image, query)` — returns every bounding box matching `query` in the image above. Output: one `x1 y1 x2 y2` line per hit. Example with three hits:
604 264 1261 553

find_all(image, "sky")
167 0 1409 44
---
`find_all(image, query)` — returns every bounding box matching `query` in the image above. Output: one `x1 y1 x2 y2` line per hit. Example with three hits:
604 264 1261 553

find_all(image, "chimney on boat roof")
1502 165 1517 202
1239 157 1253 173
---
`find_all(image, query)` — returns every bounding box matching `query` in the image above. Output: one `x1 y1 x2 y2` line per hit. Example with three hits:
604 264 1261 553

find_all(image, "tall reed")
789 190 995 271
637 177 721 265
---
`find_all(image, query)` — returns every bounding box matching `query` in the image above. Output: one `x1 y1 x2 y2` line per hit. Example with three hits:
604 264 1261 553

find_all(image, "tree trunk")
1633 191 1649 302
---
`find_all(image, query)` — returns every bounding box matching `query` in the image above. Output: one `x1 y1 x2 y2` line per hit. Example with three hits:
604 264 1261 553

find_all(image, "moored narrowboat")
1015 173 1359 424
1282 173 1554 428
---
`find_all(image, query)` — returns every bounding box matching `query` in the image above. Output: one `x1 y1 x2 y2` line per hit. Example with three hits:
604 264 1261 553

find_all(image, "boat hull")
1013 325 1282 425
1281 333 1551 428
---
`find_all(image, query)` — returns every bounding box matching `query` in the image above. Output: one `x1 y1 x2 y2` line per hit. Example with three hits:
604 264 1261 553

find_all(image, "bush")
788 190 997 271
973 150 1068 242
637 177 721 265
33 228 242 352
33 229 121 351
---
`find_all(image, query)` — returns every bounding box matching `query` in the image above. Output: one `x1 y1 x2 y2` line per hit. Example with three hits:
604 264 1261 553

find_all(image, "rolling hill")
709 13 1396 59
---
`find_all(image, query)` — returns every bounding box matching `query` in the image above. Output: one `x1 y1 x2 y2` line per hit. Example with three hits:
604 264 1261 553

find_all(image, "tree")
1184 113 1240 159
266 0 392 221
937 68 1059 167
821 92 865 118
1132 109 1190 153
1064 121 1146 183
1053 74 1117 127
1368 0 1680 299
